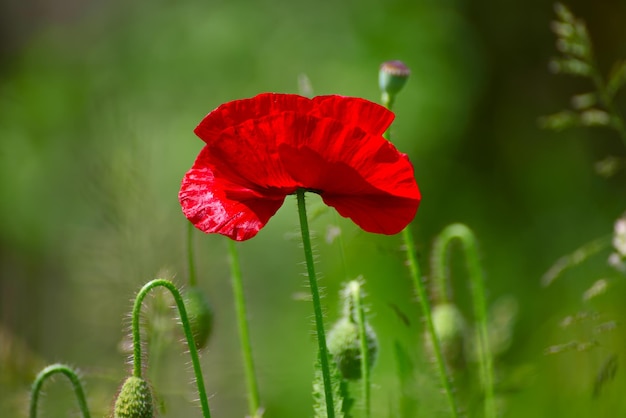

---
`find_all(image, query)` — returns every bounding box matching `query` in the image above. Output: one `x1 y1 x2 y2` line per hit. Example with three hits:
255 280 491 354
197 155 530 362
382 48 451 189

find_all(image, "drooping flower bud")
379 60 410 97
327 280 378 380
424 303 467 369
113 376 153 418
327 317 378 380
183 286 214 350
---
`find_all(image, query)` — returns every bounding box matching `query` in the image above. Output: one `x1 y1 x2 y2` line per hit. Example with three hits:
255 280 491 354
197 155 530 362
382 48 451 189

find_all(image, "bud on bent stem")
113 376 153 418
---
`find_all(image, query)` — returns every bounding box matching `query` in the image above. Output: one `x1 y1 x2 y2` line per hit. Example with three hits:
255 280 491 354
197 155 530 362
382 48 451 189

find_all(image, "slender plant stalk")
432 223 496 418
30 363 91 418
187 221 198 287
296 188 335 418
431 234 452 305
227 240 262 418
350 281 371 418
381 93 459 418
402 227 460 418
131 279 212 418
332 212 350 280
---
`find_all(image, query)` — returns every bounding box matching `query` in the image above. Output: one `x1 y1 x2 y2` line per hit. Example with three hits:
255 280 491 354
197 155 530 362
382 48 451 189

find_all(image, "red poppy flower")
179 93 420 241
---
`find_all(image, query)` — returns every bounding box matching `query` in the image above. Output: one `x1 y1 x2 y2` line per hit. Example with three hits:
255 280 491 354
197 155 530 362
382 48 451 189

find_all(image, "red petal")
312 95 395 136
273 112 420 233
194 93 312 142
179 146 289 241
322 194 419 235
206 114 299 190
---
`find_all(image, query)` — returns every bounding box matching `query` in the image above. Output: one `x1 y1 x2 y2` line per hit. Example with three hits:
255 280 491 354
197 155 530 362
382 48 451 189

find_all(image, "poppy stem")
349 280 372 418
402 227 460 418
131 278 212 418
381 91 460 418
30 364 91 418
432 224 496 418
187 221 198 287
227 240 262 418
296 188 335 418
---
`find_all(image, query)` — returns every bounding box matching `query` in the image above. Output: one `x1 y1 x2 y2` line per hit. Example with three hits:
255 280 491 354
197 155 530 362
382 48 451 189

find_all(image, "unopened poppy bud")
424 303 467 369
183 287 214 350
379 60 410 97
327 317 378 380
113 376 153 418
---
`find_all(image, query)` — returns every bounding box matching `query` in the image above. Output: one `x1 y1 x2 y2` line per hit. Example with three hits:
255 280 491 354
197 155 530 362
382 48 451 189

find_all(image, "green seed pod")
379 60 410 97
327 317 378 380
424 303 467 369
113 376 153 418
183 287 214 350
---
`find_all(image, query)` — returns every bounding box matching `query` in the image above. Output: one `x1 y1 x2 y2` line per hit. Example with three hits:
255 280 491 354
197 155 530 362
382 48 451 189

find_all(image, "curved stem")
30 363 91 418
434 223 495 418
227 240 261 417
349 281 371 418
402 227 460 418
187 222 198 287
296 189 335 418
381 90 459 418
131 278 212 418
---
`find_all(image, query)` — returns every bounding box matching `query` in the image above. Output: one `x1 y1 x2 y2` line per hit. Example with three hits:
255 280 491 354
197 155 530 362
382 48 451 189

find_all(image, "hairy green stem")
381 92 395 138
296 188 335 418
350 281 371 418
30 363 91 418
382 91 459 418
227 240 262 418
402 227 460 418
131 279 212 418
187 222 198 287
433 224 495 418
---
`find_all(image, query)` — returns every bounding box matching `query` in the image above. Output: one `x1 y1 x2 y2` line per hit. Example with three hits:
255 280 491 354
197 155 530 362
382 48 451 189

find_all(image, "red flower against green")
179 93 420 241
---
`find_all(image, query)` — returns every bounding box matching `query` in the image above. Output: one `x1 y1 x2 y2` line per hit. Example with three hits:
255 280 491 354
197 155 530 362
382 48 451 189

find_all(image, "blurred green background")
2 0 626 416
